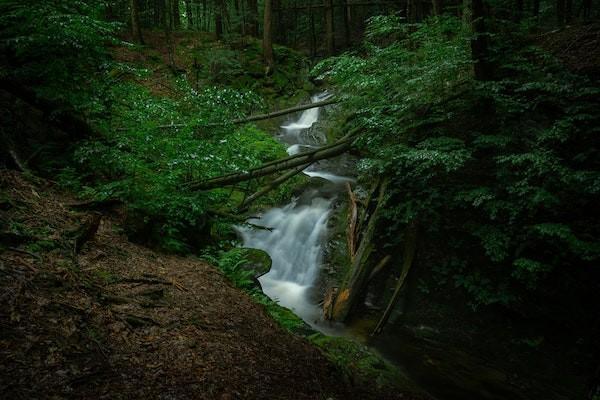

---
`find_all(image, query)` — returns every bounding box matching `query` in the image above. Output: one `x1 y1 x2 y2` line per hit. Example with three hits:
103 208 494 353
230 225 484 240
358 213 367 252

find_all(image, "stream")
238 92 351 331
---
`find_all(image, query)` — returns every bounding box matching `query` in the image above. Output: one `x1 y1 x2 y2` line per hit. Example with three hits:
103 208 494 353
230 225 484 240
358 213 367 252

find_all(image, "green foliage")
0 0 119 109
60 76 286 250
316 16 600 310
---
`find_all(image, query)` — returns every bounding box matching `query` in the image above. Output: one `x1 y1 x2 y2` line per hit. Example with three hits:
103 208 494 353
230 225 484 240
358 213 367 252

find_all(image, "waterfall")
238 92 349 327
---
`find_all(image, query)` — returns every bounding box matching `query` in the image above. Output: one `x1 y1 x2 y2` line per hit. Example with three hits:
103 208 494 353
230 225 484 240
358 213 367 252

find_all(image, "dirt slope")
0 171 407 399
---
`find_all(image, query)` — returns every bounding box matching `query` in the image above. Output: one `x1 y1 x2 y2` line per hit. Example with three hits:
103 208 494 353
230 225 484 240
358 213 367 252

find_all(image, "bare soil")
0 170 408 399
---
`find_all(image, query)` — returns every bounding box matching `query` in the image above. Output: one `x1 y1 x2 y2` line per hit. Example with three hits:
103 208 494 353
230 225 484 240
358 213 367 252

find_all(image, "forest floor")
0 170 415 400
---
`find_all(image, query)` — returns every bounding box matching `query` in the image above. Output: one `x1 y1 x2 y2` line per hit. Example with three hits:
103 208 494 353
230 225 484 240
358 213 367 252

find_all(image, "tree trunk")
582 0 591 20
471 0 491 81
247 0 259 36
263 0 275 74
215 0 223 39
325 0 335 55
565 0 573 22
556 0 565 25
310 0 317 57
432 0 444 15
131 0 145 44
173 0 181 28
532 0 540 16
330 178 389 322
463 0 472 26
185 0 194 28
343 0 351 46
515 0 524 21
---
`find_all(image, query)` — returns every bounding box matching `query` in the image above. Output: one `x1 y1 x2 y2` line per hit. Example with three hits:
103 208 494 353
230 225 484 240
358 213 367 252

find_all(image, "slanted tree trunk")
372 220 418 335
263 0 275 74
330 178 389 322
131 0 145 44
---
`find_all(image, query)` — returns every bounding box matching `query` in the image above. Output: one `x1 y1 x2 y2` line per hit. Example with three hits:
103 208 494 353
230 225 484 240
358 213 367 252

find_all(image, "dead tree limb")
238 162 313 211
371 220 418 335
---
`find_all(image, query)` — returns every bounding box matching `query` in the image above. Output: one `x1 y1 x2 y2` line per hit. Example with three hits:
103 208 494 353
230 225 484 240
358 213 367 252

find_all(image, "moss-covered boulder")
234 247 272 278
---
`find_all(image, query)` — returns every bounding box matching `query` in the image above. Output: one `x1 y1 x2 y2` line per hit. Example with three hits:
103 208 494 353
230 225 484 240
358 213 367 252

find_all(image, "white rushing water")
238 92 348 327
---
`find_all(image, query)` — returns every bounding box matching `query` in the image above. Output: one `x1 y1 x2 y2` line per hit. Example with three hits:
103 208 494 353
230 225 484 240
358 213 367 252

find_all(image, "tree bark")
263 0 275 74
131 0 145 44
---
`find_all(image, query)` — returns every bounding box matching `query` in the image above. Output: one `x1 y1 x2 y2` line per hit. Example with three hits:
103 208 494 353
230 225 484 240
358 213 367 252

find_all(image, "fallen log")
188 136 354 190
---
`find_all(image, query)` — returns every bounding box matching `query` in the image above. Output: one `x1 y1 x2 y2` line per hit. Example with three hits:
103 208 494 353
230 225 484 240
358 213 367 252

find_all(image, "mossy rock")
235 247 272 278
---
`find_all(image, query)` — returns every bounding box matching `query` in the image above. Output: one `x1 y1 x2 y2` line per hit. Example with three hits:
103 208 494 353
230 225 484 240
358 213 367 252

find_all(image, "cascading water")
237 92 351 328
